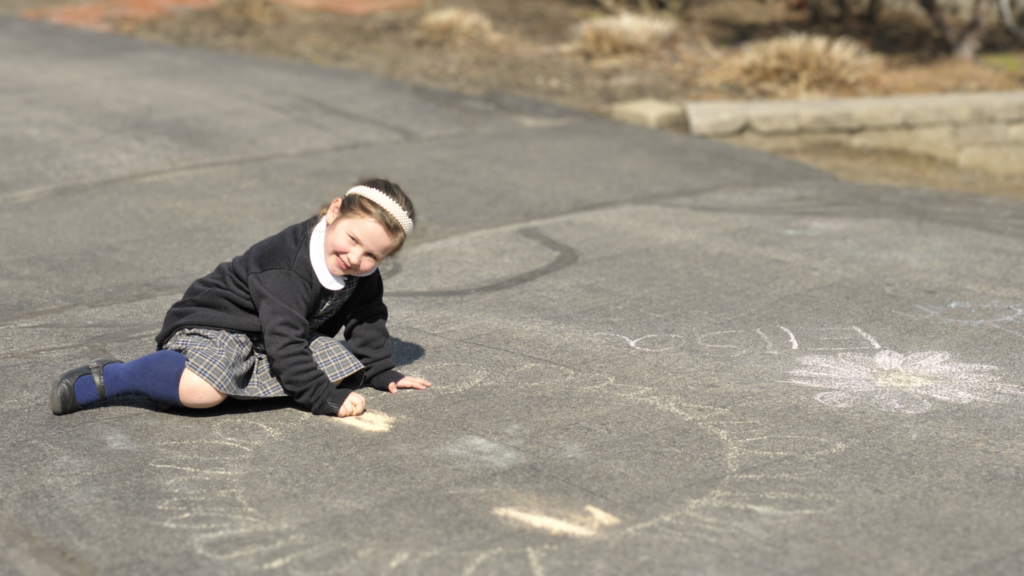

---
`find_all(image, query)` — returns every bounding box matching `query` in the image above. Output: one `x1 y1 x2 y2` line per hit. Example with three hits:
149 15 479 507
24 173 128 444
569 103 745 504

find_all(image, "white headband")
345 185 414 234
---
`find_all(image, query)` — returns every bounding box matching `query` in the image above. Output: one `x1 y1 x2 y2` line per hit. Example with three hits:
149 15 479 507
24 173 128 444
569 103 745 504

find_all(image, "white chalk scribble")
786 350 1020 414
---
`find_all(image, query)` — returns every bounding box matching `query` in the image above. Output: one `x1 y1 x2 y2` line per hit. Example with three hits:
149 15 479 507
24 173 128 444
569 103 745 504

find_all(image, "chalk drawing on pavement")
786 349 1021 414
371 403 844 575
147 418 345 572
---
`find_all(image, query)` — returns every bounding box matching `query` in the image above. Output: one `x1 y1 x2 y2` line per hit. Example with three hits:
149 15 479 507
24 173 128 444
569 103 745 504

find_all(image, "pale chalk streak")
156 440 253 452
780 326 798 349
261 543 335 571
852 326 881 349
492 505 621 538
584 505 621 527
986 322 1024 340
149 464 239 475
696 331 746 355
336 410 394 433
755 329 777 354
595 333 684 352
389 551 410 570
526 547 546 576
493 508 595 537
461 549 503 576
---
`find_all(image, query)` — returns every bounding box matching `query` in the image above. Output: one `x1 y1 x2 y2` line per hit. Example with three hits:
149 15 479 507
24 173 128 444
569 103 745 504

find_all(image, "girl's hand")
337 392 366 417
387 376 432 394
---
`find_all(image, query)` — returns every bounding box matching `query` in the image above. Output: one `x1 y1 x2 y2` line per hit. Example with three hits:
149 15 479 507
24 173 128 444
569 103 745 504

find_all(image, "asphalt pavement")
2 16 1024 576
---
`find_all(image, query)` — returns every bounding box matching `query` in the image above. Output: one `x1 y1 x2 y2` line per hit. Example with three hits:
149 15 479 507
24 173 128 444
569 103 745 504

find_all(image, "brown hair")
317 178 416 255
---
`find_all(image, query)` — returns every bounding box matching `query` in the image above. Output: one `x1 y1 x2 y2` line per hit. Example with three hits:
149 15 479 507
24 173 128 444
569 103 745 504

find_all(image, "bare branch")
953 0 993 60
997 0 1022 37
917 0 956 47
865 0 883 23
594 0 621 14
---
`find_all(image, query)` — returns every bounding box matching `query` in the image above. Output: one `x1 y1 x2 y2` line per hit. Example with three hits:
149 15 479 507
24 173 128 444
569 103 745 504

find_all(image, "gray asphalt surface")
3 16 1024 576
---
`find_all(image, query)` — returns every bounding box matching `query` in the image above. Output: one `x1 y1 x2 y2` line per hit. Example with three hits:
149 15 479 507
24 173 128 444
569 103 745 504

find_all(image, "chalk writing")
598 325 884 357
594 333 684 352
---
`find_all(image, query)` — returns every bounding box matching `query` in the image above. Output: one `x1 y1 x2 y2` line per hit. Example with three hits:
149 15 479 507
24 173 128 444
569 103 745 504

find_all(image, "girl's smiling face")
324 199 396 276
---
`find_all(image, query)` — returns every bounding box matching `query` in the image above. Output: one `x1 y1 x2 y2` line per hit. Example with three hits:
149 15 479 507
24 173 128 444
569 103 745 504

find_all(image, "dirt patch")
754 143 1024 200
5 0 1024 198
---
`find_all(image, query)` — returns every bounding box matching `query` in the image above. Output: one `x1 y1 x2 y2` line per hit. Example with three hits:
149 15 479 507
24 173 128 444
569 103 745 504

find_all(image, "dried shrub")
714 33 885 96
571 12 678 57
589 0 689 14
418 7 497 46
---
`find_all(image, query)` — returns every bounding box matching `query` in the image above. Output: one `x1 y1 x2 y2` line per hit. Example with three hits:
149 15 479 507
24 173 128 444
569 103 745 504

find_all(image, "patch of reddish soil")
21 0 217 32
21 0 422 30
276 0 421 16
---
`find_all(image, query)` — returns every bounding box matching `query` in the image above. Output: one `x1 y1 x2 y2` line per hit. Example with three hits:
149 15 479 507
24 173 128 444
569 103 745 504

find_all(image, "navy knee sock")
73 350 186 407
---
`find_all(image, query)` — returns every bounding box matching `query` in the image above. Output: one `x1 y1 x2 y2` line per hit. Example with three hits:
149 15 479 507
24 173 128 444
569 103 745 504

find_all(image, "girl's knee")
178 368 228 409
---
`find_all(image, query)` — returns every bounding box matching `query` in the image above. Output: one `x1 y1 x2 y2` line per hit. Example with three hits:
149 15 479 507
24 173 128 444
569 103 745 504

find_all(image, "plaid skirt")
161 328 364 398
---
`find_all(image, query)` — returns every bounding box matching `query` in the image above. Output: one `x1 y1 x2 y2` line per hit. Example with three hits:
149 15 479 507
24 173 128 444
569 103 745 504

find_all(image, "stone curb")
683 91 1024 175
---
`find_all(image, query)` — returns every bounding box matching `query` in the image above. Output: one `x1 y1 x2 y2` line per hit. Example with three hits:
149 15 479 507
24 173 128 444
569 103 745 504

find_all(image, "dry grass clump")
714 33 885 97
571 12 678 57
418 7 498 46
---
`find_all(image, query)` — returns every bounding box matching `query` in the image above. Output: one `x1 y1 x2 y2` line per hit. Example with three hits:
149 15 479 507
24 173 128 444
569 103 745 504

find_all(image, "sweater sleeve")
249 270 353 416
343 273 405 391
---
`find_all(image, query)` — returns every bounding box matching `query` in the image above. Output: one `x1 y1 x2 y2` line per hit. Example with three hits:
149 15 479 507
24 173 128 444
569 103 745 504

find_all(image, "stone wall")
685 91 1024 175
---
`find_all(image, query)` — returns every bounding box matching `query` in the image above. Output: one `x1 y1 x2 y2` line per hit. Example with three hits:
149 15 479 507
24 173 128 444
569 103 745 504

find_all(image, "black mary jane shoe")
50 358 120 415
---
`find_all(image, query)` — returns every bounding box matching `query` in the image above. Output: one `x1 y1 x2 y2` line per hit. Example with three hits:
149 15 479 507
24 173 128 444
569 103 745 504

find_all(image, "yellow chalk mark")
492 505 620 538
336 410 394 433
877 370 929 388
149 464 238 475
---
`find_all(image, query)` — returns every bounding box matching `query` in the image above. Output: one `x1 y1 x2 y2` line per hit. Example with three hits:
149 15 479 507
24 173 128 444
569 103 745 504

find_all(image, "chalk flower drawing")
787 350 1020 414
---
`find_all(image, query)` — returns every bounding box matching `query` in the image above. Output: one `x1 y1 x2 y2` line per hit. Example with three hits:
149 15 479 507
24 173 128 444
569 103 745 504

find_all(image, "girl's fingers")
388 377 433 391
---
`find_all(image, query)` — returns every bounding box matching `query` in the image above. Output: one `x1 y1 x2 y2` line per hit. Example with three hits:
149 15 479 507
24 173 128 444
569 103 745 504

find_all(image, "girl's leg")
52 350 219 415
178 368 227 408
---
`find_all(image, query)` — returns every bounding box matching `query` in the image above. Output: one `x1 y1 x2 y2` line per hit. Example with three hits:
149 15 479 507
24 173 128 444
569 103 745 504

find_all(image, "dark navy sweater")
155 218 404 416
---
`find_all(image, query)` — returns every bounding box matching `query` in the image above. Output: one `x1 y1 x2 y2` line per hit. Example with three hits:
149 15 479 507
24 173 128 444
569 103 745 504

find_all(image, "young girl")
51 178 431 418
